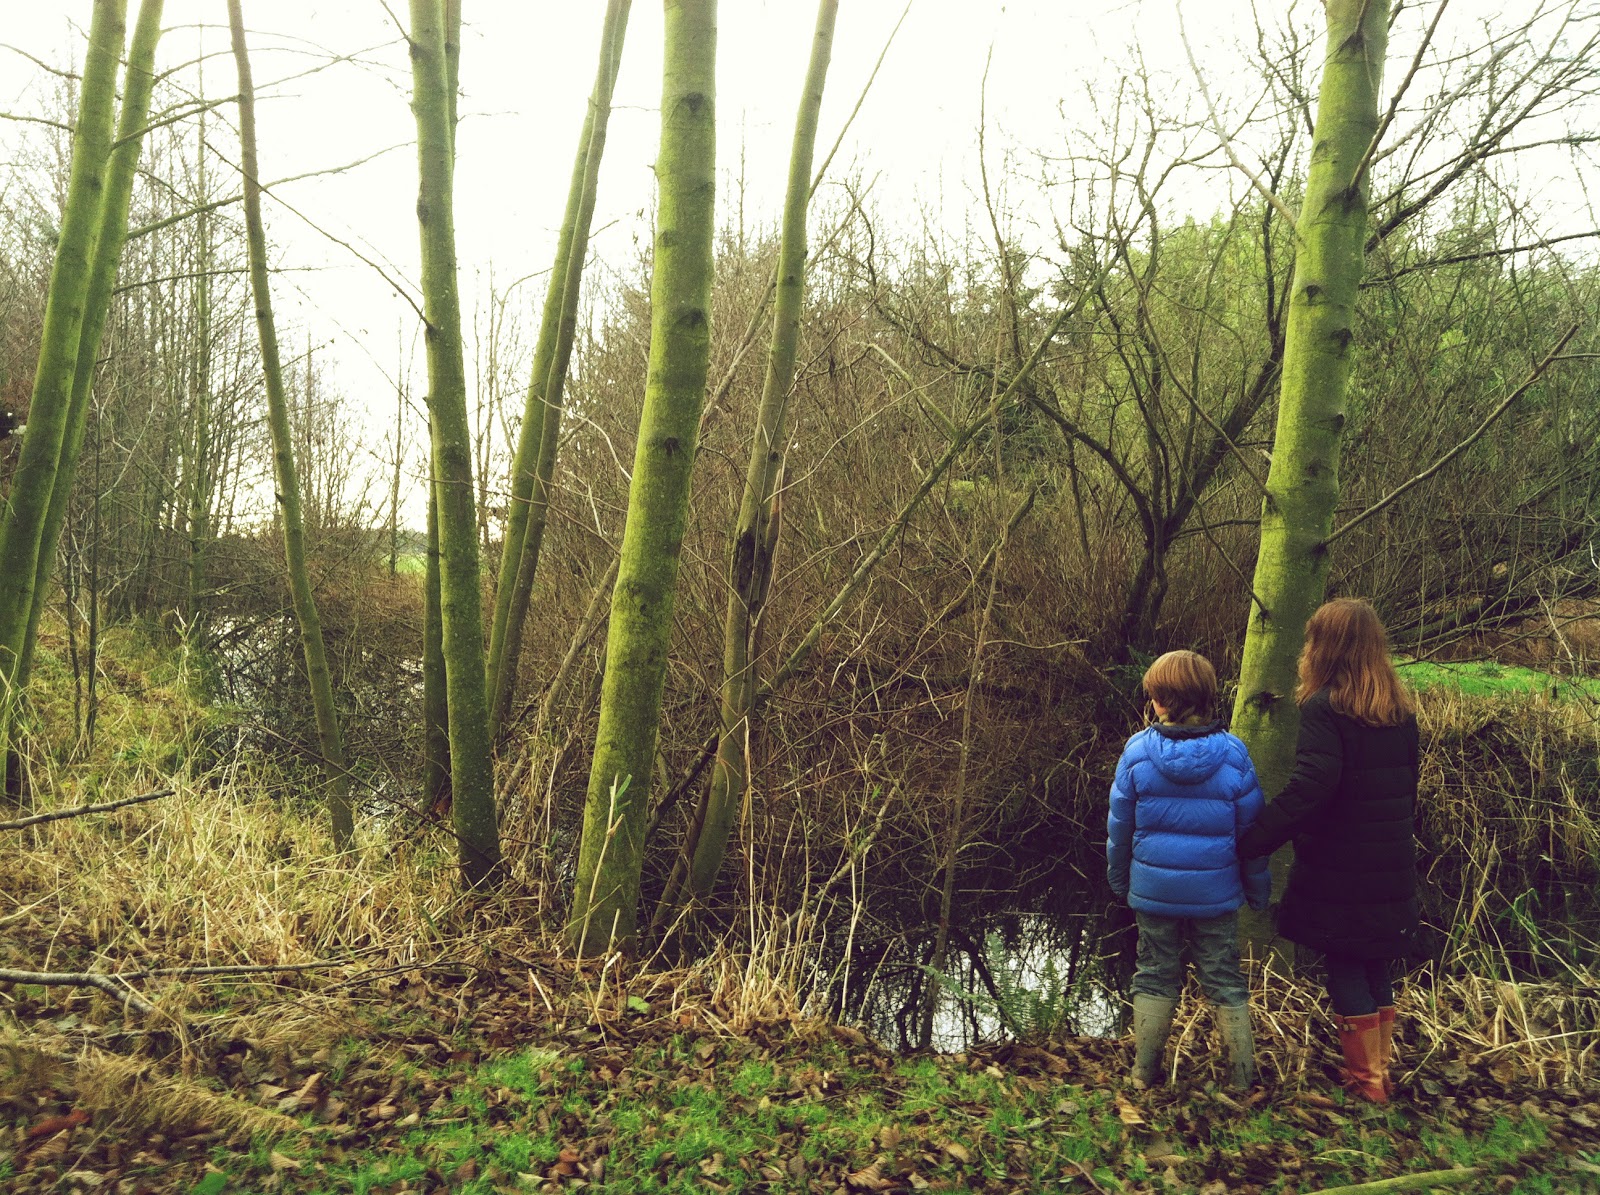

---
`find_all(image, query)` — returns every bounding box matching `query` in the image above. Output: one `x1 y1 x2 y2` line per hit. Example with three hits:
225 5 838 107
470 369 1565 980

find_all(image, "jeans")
1325 955 1394 1016
1131 911 1248 1006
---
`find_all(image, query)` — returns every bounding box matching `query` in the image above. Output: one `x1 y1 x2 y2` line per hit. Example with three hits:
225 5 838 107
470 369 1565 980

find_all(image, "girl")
1239 598 1421 1103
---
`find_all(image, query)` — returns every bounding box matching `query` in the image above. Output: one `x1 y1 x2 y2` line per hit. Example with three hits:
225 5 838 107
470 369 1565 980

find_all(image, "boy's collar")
1152 717 1225 740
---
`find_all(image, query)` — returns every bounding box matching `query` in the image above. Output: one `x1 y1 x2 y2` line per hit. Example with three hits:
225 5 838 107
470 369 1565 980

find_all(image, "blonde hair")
1142 650 1218 722
1297 598 1415 726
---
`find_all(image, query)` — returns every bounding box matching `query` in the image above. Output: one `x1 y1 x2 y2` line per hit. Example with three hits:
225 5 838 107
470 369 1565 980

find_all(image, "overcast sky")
3 1 1595 524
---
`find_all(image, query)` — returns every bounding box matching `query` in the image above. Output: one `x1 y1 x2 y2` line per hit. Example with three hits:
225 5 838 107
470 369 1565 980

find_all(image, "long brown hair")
1297 598 1415 726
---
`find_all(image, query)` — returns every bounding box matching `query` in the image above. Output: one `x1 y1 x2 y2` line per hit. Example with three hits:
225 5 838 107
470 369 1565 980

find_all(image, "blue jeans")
1325 955 1394 1016
1131 911 1248 1006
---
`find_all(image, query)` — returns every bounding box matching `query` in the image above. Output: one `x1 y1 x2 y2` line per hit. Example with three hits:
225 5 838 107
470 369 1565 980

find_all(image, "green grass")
392 551 427 577
1397 657 1600 701
202 1035 1569 1195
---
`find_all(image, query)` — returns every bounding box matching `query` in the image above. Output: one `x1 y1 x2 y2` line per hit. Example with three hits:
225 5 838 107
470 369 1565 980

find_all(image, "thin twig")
0 788 173 831
1177 5 1300 232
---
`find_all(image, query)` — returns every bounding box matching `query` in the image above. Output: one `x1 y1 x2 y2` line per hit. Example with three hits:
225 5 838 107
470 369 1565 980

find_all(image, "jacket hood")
1144 721 1231 784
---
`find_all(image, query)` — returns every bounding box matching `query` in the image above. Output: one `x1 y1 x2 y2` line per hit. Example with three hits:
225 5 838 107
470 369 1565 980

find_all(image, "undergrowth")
1 619 1598 1192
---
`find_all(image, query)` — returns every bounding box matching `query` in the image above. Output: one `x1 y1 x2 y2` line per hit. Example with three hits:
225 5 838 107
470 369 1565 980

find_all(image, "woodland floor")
3 945 1598 1195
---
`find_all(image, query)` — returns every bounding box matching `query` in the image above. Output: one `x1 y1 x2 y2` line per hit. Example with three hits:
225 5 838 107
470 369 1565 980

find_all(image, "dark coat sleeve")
1237 694 1343 859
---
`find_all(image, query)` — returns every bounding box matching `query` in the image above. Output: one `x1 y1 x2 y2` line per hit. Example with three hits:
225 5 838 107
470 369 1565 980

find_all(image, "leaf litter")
1 947 1595 1194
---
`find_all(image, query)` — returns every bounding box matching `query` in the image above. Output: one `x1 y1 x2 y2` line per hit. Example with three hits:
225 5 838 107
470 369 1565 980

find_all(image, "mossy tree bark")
421 0 459 819
409 0 501 887
1230 0 1389 944
0 0 127 733
487 0 632 737
422 487 451 816
683 0 839 907
227 0 354 850
17 0 164 690
567 0 717 956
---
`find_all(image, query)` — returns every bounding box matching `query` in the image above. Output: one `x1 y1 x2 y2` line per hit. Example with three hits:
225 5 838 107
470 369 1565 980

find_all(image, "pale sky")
3 1 1595 524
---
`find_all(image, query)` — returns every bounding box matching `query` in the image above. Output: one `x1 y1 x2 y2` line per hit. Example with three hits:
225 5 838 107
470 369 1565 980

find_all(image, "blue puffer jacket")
1106 721 1271 918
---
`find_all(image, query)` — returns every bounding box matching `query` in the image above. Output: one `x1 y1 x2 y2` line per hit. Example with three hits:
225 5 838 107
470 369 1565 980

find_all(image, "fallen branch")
0 788 174 831
1306 1167 1481 1194
0 968 158 1017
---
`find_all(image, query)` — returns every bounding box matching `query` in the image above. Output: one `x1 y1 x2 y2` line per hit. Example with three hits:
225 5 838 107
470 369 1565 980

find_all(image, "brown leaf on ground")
1115 1096 1146 1126
290 1072 321 1109
941 1141 972 1163
24 1129 72 1168
847 1161 893 1190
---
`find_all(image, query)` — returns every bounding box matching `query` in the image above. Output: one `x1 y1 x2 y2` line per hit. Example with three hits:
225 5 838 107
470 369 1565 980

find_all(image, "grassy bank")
4 949 1597 1194
2 628 1598 1192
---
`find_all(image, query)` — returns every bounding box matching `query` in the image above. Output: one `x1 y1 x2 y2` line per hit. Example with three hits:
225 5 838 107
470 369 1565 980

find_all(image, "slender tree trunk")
423 485 451 815
487 0 632 736
684 0 838 907
1230 0 1389 946
420 0 456 818
567 0 718 956
228 0 354 850
409 0 500 888
0 0 128 724
186 122 214 628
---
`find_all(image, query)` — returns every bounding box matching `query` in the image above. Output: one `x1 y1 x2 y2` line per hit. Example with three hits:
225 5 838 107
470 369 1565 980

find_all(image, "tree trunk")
423 486 451 815
228 0 354 851
487 0 632 736
19 0 165 690
409 0 501 888
0 0 127 724
684 0 838 908
567 0 717 956
186 115 214 629
1230 0 1389 947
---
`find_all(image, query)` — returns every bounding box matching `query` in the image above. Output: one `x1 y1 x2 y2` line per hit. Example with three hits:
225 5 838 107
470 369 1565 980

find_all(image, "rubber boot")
1130 994 1178 1088
1335 1012 1388 1104
1376 1005 1397 1097
1214 1003 1255 1089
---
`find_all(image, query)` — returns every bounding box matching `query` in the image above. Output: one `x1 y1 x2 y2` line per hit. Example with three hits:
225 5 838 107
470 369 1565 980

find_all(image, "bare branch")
1322 323 1581 548
1353 0 1451 186
0 968 158 1016
0 789 174 832
1177 4 1300 232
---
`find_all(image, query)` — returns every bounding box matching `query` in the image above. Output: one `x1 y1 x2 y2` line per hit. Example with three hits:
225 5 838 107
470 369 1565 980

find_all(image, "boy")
1106 650 1270 1088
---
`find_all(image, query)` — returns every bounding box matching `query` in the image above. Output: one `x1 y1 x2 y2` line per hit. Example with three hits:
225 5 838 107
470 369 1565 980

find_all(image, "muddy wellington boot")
1214 1003 1255 1089
1335 1012 1388 1104
1130 994 1179 1088
1376 1005 1397 1096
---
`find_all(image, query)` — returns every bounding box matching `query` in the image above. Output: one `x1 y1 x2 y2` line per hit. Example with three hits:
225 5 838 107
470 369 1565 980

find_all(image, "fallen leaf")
26 1131 71 1168
942 1141 972 1163
1115 1096 1146 1127
268 1151 302 1172
1198 1182 1228 1195
880 1124 903 1149
847 1161 892 1190
786 1155 806 1178
292 1072 322 1109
